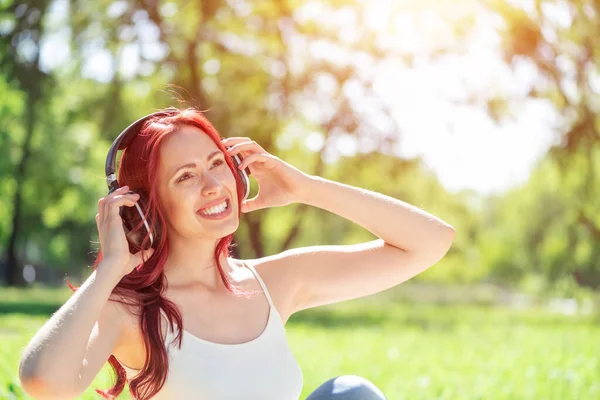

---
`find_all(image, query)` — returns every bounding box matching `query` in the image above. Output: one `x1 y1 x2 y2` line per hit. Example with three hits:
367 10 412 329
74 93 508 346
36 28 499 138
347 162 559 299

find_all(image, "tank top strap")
159 307 168 323
159 307 176 339
240 260 275 309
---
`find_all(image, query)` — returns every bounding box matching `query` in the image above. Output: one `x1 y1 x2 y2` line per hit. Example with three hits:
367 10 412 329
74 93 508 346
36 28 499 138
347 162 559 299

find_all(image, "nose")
201 172 223 197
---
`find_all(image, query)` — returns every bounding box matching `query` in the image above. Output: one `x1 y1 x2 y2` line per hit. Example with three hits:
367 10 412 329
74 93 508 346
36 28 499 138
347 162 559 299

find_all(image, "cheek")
161 197 183 223
219 168 237 186
159 187 193 219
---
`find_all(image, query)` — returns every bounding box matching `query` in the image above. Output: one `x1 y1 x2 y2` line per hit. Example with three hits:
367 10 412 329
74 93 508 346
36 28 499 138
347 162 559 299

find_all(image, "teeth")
199 201 227 215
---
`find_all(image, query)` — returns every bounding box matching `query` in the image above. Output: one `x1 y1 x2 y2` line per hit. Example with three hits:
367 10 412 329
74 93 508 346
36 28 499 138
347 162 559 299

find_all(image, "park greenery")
1 1 599 399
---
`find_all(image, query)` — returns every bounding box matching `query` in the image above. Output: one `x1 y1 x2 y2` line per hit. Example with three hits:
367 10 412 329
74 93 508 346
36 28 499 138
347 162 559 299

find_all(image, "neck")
162 236 232 290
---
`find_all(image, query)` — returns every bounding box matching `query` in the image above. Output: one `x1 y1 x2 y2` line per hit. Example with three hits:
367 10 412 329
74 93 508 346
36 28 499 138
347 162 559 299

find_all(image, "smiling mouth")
197 198 230 216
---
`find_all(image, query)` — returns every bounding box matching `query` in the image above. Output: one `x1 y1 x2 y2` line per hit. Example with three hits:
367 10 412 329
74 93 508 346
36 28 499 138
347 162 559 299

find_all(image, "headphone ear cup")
230 152 251 201
119 190 157 251
238 168 251 202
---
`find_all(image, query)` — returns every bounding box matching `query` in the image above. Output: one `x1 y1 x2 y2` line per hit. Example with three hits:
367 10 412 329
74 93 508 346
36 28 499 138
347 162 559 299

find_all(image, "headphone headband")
105 108 251 199
105 109 179 192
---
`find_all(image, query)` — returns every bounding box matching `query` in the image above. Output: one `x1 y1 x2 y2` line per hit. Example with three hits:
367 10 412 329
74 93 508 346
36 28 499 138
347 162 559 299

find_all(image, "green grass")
1 285 599 399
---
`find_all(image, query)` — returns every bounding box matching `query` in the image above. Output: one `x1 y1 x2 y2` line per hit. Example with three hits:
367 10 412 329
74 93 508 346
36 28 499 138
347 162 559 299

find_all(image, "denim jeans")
305 375 387 400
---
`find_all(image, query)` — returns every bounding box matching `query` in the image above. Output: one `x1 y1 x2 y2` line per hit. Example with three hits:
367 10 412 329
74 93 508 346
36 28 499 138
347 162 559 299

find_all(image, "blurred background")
1 0 599 399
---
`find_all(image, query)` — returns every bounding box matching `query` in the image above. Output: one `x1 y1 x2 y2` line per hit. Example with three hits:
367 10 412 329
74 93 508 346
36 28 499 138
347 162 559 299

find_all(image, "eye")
176 172 193 183
211 159 225 168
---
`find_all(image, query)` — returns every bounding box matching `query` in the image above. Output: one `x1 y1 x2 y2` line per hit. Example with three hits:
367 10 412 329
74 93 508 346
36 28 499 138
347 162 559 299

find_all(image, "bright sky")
369 23 560 195
38 0 563 196
294 0 562 195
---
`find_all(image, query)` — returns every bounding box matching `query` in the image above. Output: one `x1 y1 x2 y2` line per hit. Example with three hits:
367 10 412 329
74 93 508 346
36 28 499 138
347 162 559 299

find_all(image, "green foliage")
1 0 599 294
0 74 25 248
2 286 598 399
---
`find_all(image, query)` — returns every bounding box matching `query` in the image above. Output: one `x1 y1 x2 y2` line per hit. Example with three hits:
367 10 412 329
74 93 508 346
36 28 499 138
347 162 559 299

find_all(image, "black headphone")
105 108 251 251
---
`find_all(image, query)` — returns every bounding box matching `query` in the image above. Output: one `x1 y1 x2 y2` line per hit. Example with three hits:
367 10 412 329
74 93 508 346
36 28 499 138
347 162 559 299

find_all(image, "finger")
104 186 129 221
104 191 138 223
226 141 265 157
105 193 141 222
237 152 269 171
109 185 130 197
222 137 252 145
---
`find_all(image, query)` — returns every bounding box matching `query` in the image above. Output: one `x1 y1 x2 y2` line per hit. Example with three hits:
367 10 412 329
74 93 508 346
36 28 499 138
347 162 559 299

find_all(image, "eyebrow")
170 150 223 178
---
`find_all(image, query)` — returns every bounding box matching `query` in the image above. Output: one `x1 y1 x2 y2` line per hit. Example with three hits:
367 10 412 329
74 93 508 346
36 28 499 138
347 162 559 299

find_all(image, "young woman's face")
156 125 239 241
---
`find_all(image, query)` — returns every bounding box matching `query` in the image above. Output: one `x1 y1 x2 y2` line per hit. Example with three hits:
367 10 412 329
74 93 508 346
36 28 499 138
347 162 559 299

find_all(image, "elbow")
20 370 82 400
444 224 456 245
396 225 456 274
19 373 47 399
439 224 456 254
20 375 50 400
424 224 455 264
20 382 82 400
18 357 40 397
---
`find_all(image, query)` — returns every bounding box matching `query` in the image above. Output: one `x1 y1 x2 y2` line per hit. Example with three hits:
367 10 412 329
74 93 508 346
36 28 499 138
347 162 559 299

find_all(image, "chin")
204 220 240 239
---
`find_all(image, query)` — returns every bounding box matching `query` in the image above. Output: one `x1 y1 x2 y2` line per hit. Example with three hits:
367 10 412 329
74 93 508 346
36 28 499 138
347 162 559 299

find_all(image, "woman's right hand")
95 185 154 278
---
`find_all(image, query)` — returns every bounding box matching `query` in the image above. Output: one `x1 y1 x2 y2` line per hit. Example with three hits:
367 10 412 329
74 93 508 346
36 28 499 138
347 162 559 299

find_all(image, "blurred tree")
47 0 410 260
0 0 52 286
0 0 475 287
483 0 600 290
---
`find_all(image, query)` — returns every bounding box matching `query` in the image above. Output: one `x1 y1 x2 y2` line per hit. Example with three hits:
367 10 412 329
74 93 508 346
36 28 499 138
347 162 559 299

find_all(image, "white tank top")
114 262 304 399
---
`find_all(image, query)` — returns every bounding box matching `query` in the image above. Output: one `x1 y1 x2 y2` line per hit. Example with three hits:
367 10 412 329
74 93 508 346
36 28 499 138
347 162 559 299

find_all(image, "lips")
196 198 232 220
197 197 229 213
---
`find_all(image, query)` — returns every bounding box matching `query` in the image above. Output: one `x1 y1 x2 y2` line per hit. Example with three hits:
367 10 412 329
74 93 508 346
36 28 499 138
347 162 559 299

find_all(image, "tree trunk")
5 95 37 286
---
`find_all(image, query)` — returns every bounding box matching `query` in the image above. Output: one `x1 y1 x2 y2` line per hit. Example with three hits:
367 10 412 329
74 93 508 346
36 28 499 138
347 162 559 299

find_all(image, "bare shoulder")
239 255 301 325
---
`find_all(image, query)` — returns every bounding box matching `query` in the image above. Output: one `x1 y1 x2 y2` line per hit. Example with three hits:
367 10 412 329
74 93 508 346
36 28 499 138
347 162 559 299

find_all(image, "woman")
18 107 455 400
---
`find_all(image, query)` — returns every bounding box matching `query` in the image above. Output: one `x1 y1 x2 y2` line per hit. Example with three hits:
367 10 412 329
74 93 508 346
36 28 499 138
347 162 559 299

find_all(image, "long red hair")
67 107 249 399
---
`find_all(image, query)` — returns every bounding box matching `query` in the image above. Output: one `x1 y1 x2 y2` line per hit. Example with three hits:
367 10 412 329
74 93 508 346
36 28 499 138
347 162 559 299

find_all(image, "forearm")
19 264 121 389
297 175 455 252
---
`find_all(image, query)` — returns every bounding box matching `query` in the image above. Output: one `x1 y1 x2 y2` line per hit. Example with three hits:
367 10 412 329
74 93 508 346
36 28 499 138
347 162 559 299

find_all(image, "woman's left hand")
223 137 311 213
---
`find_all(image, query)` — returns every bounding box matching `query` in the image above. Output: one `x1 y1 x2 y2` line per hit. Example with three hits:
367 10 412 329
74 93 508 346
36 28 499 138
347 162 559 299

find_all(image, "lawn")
1 285 598 399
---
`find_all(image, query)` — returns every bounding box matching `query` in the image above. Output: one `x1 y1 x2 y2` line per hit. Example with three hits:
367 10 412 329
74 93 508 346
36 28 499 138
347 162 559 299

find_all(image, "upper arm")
254 237 452 315
21 298 130 399
75 298 131 394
